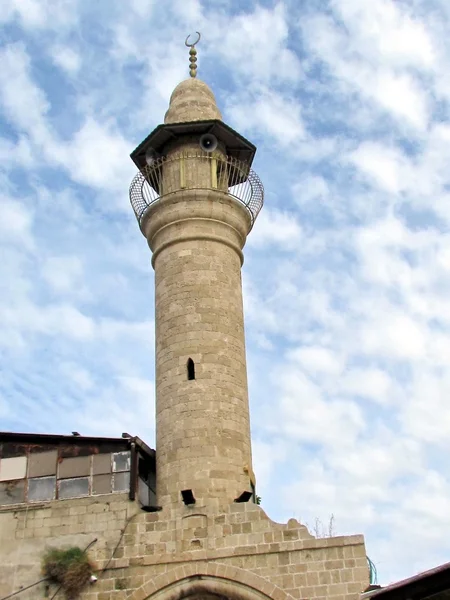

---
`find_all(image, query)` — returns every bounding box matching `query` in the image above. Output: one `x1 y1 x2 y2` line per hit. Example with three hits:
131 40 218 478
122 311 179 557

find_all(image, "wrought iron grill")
129 152 264 229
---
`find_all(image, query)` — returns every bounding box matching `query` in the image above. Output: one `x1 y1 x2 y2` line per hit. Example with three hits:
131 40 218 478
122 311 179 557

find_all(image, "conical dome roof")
164 78 222 124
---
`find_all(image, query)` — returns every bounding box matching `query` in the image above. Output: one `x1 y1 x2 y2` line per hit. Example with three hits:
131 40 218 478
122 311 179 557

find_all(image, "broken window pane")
28 477 56 502
0 480 25 505
113 471 130 492
59 477 89 499
112 451 130 473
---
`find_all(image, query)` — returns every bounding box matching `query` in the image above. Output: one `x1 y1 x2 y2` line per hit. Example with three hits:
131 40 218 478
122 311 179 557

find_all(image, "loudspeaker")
199 133 218 153
145 147 157 166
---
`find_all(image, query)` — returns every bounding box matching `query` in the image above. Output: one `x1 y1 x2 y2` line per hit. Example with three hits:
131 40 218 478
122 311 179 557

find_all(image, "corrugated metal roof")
365 562 450 600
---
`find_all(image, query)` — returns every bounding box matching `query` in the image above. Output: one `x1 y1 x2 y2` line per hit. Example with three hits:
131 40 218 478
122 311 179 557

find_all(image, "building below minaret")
0 36 369 600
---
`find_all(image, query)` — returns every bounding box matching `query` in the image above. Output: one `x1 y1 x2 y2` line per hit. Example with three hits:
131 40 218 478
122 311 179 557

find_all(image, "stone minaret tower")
129 35 264 509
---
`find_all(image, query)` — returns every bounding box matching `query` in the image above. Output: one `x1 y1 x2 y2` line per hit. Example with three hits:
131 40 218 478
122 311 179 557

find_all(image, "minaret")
129 34 264 509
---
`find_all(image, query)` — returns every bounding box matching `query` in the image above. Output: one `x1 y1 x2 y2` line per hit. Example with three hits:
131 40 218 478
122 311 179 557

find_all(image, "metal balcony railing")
129 151 264 229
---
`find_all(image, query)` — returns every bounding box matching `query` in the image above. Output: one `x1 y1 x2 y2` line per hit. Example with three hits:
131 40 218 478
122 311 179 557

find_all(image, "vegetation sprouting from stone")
42 546 94 599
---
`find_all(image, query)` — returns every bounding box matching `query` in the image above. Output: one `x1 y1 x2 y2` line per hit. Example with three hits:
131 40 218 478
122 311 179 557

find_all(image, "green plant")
42 546 94 599
115 578 128 590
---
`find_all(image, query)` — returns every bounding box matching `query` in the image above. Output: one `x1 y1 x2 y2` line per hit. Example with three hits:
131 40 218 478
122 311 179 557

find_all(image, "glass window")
113 471 130 492
138 477 150 506
0 480 25 504
59 477 89 499
28 477 56 502
112 451 130 473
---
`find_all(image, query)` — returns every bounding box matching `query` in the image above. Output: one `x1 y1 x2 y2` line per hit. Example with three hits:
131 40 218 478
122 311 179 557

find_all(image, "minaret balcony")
129 151 264 230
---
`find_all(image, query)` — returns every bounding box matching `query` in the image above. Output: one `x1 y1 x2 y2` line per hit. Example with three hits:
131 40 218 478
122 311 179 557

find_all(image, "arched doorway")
129 563 294 600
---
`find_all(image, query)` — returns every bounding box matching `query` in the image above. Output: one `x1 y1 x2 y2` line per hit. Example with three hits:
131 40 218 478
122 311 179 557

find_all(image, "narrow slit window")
187 358 195 380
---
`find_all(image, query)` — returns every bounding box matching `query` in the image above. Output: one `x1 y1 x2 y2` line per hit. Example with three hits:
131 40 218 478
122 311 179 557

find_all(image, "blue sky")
1 0 450 586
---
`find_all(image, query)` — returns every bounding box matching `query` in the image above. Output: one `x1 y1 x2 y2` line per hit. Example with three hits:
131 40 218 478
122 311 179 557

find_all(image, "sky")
1 0 450 587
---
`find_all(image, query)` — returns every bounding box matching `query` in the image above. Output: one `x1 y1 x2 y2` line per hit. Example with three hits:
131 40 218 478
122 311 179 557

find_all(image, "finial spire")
185 31 201 78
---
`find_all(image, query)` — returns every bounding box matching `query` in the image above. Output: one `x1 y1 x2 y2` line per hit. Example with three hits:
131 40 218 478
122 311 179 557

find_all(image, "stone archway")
129 563 295 600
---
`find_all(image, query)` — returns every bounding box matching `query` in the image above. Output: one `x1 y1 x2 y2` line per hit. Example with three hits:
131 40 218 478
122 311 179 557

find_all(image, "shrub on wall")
42 547 94 599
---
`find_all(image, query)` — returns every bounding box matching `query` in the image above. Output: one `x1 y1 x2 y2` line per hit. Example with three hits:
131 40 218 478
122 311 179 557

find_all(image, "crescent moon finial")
185 32 201 78
185 31 201 47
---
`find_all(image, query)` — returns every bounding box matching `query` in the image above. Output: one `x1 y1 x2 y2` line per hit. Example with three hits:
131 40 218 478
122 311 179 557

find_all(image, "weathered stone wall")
0 496 368 600
142 188 255 508
0 493 136 600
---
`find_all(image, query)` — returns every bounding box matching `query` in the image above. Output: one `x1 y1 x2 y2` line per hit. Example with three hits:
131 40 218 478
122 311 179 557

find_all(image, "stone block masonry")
143 188 255 508
0 494 368 600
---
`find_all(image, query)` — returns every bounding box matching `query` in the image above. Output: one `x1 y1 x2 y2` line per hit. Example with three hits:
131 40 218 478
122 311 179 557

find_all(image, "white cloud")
51 46 81 74
339 368 392 404
0 43 50 140
292 174 330 205
329 434 423 486
248 208 302 250
287 345 343 376
97 318 154 345
360 313 426 360
60 117 133 194
0 197 33 243
252 437 287 500
242 278 279 335
402 471 450 522
228 90 305 146
41 304 95 340
275 369 365 447
76 375 155 441
0 302 95 341
59 362 95 392
1 0 46 28
1 0 79 30
129 0 155 18
402 371 450 446
211 3 302 84
332 0 436 70
349 142 407 193
372 71 429 130
0 43 133 197
42 256 84 294
299 1 434 130
0 136 35 168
